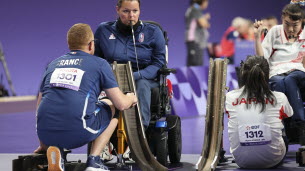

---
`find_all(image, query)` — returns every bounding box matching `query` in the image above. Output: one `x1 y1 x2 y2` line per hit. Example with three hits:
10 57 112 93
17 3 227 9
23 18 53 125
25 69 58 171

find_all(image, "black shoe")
297 121 305 145
218 148 228 163
285 119 299 144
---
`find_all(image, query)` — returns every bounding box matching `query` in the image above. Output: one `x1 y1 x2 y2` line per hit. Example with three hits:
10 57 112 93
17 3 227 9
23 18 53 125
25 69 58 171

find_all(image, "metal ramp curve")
112 62 167 171
196 58 228 171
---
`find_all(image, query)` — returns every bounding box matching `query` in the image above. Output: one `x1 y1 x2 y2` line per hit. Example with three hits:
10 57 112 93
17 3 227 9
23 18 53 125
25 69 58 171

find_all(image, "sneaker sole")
47 146 64 171
85 166 109 171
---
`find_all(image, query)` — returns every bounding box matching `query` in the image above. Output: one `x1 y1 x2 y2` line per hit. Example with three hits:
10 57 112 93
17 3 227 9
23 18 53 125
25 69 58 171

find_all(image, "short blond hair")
231 17 248 28
67 23 93 50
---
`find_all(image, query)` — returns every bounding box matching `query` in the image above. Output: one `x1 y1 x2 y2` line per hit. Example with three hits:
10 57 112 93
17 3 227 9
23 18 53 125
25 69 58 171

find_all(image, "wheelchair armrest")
158 68 176 75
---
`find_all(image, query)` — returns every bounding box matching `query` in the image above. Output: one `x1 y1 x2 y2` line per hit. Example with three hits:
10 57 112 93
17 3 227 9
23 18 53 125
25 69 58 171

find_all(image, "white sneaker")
100 142 113 162
123 146 134 162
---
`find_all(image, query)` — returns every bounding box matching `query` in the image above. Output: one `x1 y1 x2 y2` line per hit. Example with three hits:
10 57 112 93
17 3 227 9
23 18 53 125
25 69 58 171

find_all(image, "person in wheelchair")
34 23 137 171
94 0 166 160
226 55 293 169
254 3 305 144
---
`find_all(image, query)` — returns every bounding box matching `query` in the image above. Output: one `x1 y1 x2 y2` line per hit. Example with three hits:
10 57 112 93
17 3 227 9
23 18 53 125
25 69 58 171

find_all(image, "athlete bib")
50 68 85 91
238 123 272 146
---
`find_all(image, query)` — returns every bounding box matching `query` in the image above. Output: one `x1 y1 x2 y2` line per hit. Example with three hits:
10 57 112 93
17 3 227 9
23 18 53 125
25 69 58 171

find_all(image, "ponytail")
240 56 276 112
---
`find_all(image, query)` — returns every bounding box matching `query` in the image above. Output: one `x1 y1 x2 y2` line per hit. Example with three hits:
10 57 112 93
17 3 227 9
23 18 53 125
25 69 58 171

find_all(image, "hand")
203 13 211 20
33 145 48 154
126 92 138 107
253 19 267 38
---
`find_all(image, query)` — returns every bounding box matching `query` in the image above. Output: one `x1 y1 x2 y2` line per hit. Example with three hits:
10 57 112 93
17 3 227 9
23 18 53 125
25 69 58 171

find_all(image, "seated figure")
225 55 293 169
254 3 305 144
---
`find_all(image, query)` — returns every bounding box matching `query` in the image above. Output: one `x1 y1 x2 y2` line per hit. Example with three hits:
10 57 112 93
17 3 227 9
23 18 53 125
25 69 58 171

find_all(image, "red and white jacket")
262 25 305 77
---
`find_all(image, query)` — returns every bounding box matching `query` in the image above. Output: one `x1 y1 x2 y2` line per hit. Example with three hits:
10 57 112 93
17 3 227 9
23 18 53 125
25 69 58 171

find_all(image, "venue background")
0 0 288 95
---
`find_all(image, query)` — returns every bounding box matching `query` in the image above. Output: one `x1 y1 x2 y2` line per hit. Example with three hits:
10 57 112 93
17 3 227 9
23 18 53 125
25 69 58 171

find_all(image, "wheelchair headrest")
142 20 169 45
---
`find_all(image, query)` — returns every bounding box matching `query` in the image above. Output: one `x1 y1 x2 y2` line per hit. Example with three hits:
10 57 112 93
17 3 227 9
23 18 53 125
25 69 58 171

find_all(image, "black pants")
186 41 203 66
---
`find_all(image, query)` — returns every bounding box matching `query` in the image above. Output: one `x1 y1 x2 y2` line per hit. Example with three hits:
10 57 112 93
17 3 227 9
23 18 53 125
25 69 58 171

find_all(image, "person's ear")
116 6 119 15
88 41 94 51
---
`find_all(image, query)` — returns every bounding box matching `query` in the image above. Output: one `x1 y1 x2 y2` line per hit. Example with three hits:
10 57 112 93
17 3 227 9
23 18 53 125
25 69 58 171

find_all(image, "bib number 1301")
50 68 85 91
57 73 77 81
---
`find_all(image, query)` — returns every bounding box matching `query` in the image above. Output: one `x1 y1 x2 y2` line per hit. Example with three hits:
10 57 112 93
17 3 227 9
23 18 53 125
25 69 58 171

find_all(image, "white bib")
50 68 85 91
238 123 272 146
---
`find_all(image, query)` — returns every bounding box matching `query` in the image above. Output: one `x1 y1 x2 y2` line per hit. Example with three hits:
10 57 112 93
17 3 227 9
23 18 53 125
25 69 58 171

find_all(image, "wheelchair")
143 21 182 167
146 65 181 167
88 21 181 168
293 88 305 166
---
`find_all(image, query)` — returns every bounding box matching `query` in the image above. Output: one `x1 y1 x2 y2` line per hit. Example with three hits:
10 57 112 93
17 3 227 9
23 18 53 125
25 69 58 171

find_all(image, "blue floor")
0 110 304 170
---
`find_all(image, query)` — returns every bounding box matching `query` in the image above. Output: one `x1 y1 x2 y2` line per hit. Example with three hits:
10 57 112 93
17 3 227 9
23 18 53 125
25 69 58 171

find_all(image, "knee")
284 76 296 83
284 76 300 89
269 80 285 92
101 99 116 116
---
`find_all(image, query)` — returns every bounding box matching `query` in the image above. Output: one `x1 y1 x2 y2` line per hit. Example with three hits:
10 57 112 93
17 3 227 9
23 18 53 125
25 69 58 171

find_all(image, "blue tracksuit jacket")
94 20 166 80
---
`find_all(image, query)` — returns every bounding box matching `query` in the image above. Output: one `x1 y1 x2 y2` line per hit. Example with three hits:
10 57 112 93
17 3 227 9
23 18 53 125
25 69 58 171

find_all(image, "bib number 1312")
245 130 264 138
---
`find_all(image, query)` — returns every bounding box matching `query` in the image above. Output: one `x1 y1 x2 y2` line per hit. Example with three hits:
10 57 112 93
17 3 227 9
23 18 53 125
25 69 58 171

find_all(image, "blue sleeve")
39 65 50 92
226 31 238 41
133 27 166 80
94 24 104 58
39 75 46 93
100 61 118 89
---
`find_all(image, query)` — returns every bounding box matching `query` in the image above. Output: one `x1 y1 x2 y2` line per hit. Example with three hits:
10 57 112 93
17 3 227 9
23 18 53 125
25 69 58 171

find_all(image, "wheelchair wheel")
167 115 182 163
156 134 168 166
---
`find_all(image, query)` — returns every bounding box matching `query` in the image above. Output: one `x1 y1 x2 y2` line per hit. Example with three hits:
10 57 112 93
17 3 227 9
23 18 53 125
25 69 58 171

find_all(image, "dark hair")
240 55 276 112
261 15 278 21
265 15 278 20
190 0 208 5
282 3 305 21
117 0 141 8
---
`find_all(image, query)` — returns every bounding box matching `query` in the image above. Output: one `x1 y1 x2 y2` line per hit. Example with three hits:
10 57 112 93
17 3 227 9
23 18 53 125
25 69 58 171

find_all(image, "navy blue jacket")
94 20 166 80
38 50 118 132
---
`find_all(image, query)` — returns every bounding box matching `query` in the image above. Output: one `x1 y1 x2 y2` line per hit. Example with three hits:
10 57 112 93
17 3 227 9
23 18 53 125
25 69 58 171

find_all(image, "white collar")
281 25 305 43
